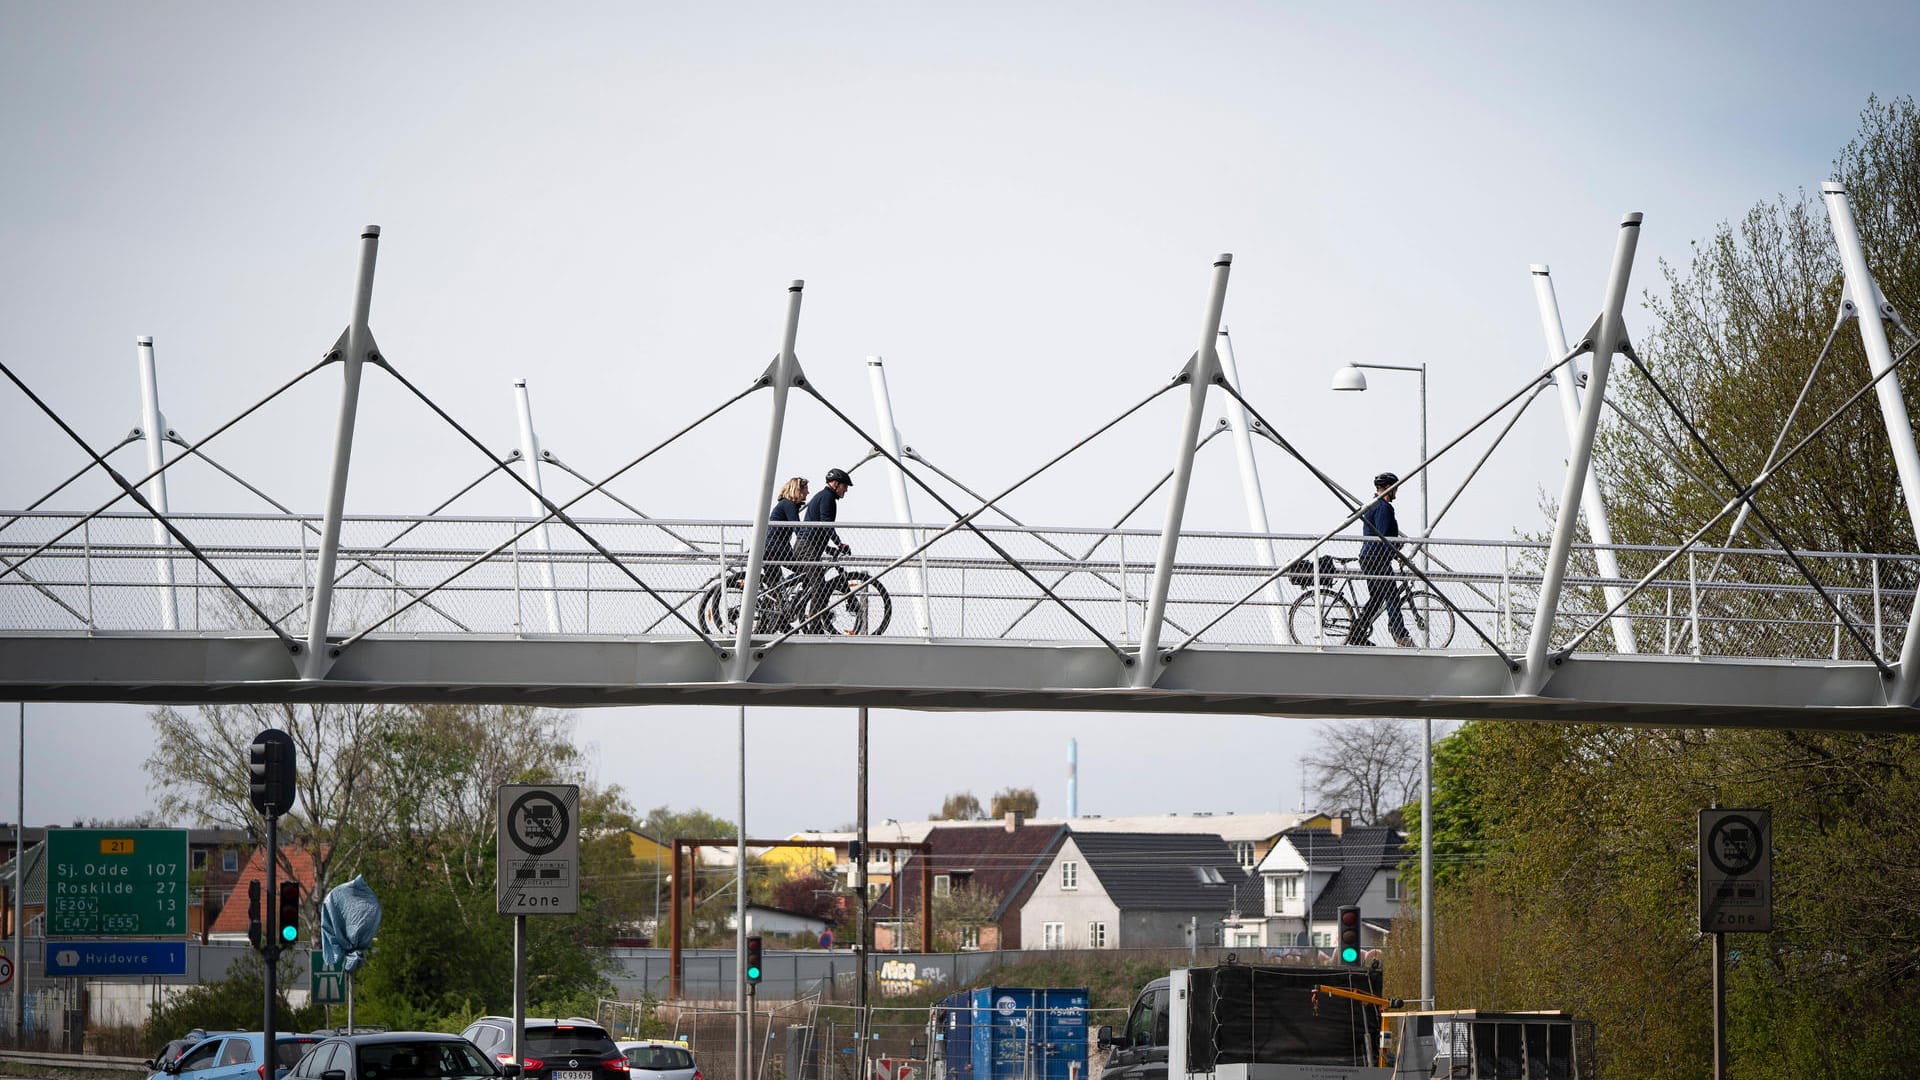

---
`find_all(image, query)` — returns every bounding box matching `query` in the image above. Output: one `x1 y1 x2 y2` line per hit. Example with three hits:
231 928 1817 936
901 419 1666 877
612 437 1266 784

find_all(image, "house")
1018 831 1251 949
205 845 326 942
725 902 831 939
869 820 1068 951
1253 819 1406 952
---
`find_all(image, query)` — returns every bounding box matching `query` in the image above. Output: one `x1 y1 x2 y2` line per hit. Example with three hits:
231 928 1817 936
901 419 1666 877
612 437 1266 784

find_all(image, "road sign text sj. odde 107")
46 829 188 939
496 784 580 916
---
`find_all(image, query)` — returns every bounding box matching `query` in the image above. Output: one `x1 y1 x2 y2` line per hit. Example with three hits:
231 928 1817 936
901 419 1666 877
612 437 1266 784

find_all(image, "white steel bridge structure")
3 184 1919 731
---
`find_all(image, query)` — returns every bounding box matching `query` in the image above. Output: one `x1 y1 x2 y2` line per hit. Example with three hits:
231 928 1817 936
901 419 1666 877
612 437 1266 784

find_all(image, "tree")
640 806 738 842
1300 718 1421 825
1419 99 1920 1078
770 869 843 930
894 882 1005 952
988 787 1039 818
931 791 987 820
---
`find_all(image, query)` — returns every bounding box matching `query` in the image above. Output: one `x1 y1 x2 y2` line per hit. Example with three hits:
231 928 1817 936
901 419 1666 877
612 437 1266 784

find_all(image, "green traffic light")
1340 946 1358 964
746 966 761 980
281 924 298 943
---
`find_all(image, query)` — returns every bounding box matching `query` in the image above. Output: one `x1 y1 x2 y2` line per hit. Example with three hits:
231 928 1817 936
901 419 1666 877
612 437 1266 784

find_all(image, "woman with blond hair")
763 477 809 583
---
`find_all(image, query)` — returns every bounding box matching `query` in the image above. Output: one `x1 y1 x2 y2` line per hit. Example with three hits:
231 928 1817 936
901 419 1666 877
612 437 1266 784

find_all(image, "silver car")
614 1042 700 1080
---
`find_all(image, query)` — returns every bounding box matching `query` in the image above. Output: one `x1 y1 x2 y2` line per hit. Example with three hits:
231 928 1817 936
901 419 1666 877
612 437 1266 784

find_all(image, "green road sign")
310 950 346 1004
46 829 189 938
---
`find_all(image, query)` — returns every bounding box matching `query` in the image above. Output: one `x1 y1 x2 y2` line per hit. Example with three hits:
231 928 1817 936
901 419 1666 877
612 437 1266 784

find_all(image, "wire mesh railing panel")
2 511 1913 664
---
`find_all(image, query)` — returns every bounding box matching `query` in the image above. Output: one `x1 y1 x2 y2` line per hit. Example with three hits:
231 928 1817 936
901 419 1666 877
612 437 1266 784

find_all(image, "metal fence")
3 512 1912 664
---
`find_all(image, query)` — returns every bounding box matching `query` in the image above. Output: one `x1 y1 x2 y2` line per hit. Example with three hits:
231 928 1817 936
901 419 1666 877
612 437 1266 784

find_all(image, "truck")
1099 964 1391 1080
1098 964 1596 1080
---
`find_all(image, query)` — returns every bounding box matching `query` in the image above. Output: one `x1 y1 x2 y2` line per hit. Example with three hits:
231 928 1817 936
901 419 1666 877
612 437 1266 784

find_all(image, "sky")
1 2 1915 835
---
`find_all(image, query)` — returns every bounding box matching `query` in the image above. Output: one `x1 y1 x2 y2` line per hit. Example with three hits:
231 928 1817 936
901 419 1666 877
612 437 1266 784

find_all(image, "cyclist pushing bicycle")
1347 471 1415 647
794 466 855 631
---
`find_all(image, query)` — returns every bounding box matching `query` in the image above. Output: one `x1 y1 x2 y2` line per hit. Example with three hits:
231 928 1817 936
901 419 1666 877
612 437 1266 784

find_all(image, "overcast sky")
2 2 1914 836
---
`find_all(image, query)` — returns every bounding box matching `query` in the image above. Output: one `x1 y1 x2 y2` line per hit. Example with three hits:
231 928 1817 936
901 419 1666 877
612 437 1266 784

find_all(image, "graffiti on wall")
877 957 952 997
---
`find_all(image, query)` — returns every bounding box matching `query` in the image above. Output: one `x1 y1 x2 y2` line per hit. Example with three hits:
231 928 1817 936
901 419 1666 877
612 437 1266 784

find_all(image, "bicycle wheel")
1287 589 1354 646
822 572 891 636
1402 590 1455 647
705 572 747 637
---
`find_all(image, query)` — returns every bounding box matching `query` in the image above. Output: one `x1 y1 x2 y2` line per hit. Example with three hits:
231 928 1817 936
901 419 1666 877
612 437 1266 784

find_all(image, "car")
285 1032 504 1080
148 1029 237 1077
459 1018 627 1080
152 1032 326 1080
614 1041 699 1080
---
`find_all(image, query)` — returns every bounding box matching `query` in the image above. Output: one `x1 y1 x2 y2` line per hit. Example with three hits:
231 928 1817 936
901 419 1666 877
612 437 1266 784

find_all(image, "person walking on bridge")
1347 471 1414 647
763 476 809 586
796 467 854 630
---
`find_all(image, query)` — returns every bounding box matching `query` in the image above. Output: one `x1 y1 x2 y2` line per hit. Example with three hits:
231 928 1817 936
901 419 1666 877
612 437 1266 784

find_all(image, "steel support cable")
0 437 140 627
0 434 139 535
737 379 1181 656
744 382 1182 657
779 385 1141 663
339 383 755 647
1600 396 1721 497
339 363 747 654
1178 366 1576 663
1616 342 1884 665
992 425 1228 640
1554 335 1920 663
1685 305 1850 644
170 443 484 634
543 455 711 554
0 358 298 646
0 354 334 588
1427 378 1556 535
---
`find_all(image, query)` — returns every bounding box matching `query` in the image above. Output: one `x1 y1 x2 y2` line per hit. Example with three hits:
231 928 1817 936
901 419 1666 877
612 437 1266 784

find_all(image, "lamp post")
1330 360 1434 1009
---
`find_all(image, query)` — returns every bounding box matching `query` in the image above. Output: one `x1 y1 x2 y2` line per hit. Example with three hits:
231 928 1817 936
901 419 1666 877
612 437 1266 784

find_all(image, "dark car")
286 1032 502 1080
459 1018 626 1080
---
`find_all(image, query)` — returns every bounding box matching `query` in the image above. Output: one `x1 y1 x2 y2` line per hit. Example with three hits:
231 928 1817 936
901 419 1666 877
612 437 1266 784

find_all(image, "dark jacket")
798 488 841 555
764 498 803 562
1359 498 1401 562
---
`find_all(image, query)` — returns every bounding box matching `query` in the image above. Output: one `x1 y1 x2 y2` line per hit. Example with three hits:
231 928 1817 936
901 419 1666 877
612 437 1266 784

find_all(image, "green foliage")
143 950 322 1043
988 787 1039 818
931 791 987 821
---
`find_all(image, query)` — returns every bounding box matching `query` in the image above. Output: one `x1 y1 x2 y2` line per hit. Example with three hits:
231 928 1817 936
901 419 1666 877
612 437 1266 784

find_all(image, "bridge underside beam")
0 634 1910 731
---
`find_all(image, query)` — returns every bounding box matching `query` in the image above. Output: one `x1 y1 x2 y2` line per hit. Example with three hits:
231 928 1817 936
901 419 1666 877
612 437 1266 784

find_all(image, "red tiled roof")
207 846 323 935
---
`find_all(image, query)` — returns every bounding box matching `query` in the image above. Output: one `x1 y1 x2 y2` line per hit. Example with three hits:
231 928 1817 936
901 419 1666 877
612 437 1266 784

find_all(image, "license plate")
555 1072 594 1080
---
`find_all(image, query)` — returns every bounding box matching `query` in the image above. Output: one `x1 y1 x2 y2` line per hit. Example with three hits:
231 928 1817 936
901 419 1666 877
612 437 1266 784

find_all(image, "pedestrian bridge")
3 195 1919 730
0 511 1913 727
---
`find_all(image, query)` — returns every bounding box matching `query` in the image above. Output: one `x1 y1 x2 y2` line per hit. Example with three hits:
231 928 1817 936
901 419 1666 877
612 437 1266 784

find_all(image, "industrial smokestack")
1068 738 1078 819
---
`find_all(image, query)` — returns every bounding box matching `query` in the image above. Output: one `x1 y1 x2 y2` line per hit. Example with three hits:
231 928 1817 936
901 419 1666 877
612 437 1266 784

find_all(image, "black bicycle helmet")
1373 471 1399 489
825 467 853 486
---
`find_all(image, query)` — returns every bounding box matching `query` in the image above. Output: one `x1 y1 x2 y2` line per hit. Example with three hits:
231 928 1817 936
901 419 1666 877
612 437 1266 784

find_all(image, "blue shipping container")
935 987 1089 1080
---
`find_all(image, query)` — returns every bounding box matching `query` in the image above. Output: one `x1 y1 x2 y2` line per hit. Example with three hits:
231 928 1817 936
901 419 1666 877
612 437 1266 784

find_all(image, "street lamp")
1329 361 1434 1011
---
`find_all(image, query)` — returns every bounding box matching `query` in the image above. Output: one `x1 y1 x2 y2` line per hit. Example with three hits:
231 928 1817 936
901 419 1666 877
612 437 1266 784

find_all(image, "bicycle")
1283 555 1455 647
701 544 893 637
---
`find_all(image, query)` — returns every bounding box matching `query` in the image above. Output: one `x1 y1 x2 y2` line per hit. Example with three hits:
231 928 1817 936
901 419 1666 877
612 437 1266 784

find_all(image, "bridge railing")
0 512 1911 664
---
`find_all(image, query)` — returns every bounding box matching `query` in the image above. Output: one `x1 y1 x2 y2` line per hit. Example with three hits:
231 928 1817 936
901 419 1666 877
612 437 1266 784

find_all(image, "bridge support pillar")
302 226 382 679
1522 215 1641 695
728 281 807 682
1529 267 1636 654
134 336 180 631
1135 254 1232 687
1216 328 1289 645
1824 183 1920 704
513 379 563 633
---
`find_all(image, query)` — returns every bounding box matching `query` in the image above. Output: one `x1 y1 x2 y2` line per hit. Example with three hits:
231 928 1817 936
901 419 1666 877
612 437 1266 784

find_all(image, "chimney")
1329 815 1349 837
1004 810 1026 832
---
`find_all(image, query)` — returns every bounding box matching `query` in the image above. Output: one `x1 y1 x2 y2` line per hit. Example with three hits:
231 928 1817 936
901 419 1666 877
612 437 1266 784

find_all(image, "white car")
614 1041 700 1080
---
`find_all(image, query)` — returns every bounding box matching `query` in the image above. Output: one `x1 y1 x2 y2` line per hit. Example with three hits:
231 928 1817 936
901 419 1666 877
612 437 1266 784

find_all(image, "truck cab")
1102 978 1171 1080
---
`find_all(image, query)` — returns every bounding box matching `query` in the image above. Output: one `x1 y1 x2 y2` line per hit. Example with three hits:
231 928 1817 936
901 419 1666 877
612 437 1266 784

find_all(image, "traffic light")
745 935 763 984
278 881 301 944
1336 905 1362 965
248 729 296 817
247 880 263 951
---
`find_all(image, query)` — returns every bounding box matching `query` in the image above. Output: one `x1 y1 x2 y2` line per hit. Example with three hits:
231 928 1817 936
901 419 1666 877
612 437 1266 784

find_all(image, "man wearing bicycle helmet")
795 467 854 631
1347 471 1414 647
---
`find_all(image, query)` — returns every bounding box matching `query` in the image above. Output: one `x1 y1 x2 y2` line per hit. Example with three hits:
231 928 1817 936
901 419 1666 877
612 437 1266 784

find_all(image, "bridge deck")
2 513 1912 726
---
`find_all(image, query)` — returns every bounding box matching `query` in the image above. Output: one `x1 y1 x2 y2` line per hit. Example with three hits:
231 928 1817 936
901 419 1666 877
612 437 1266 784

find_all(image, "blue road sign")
46 940 186 977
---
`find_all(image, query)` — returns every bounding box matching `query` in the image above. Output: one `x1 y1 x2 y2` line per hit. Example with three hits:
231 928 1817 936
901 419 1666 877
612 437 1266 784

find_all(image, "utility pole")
856 708 870 1080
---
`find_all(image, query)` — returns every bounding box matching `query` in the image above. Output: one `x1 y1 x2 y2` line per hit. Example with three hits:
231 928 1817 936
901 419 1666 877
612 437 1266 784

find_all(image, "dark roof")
875 824 1067 919
1281 826 1404 919
1067 832 1252 912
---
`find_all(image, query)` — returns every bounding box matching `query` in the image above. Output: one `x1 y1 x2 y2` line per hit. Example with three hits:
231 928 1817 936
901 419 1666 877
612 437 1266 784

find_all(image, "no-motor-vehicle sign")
496 784 580 916
1698 808 1771 933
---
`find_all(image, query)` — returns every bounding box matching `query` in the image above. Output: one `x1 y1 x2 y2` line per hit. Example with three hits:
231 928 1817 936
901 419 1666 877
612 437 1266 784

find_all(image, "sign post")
1699 808 1771 1080
498 784 580 1078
